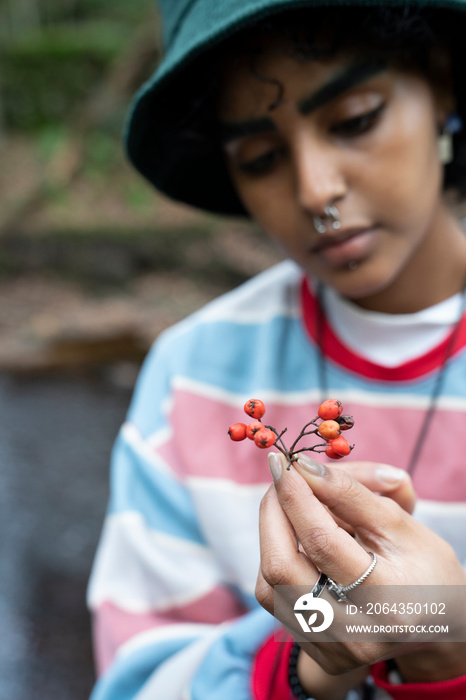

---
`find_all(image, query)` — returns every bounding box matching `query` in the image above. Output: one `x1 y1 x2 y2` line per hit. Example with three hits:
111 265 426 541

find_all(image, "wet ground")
0 372 133 700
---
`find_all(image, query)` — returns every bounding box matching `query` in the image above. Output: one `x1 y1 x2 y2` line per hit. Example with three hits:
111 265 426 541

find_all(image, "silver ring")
313 205 341 234
327 552 378 603
311 571 329 598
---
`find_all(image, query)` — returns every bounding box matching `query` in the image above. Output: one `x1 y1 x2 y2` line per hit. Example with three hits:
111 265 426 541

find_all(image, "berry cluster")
228 398 354 466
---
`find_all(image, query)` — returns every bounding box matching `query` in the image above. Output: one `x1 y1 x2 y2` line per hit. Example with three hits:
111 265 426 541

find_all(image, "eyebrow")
218 57 387 145
298 57 386 114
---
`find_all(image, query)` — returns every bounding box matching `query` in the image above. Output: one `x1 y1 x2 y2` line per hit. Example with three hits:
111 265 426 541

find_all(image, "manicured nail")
268 452 284 482
375 466 407 485
295 453 327 477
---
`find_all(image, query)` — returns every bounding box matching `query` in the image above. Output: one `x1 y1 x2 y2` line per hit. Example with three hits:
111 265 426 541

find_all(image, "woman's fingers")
289 453 409 536
268 453 380 586
332 460 416 514
258 484 319 587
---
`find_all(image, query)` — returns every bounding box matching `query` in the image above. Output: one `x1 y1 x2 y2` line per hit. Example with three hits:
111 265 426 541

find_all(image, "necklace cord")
315 280 466 478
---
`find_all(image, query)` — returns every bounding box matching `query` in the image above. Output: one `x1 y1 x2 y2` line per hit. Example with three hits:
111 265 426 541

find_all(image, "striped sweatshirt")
87 260 466 700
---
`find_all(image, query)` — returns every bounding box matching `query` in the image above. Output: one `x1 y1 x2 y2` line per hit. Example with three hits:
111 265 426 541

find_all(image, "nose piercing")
313 205 341 234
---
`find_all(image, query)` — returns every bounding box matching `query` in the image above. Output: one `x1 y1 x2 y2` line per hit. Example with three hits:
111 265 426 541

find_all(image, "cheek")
231 172 300 243
360 107 441 218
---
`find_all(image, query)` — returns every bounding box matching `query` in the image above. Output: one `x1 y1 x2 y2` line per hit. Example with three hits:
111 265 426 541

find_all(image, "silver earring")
313 205 341 235
438 114 463 165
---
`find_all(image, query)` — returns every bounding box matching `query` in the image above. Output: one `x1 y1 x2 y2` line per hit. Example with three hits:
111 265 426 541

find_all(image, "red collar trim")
301 277 466 382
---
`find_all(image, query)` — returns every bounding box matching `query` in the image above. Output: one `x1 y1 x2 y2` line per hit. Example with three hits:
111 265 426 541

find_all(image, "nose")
294 134 346 216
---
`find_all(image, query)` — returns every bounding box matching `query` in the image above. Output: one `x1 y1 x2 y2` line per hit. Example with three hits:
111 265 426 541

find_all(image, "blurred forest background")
0 1 280 698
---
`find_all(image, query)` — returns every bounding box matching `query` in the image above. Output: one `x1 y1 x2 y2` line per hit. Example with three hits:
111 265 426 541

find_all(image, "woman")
88 2 466 698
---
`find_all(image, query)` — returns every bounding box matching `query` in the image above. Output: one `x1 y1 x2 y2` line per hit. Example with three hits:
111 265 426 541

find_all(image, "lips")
310 227 374 253
309 226 379 268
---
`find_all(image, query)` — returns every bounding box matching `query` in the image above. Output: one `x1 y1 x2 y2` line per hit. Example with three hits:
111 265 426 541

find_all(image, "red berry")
325 445 343 460
246 421 264 440
318 399 343 421
228 423 247 441
337 415 354 431
317 420 340 440
329 435 351 456
244 399 266 420
254 428 276 449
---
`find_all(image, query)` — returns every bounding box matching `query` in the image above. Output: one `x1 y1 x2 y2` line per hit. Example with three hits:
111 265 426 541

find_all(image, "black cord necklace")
316 281 466 478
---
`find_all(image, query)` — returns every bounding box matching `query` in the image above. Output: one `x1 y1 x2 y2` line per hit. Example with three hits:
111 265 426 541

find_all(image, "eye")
238 148 283 176
331 104 385 137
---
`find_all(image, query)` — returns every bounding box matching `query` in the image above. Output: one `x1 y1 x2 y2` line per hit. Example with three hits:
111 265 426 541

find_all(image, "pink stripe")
158 392 333 484
156 390 466 500
92 585 248 674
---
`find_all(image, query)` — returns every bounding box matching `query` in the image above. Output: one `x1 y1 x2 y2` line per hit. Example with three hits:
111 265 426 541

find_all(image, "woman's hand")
315 459 416 532
256 452 466 684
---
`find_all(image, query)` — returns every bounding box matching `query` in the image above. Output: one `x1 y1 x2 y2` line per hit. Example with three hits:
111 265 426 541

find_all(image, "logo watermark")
274 585 466 643
294 592 334 633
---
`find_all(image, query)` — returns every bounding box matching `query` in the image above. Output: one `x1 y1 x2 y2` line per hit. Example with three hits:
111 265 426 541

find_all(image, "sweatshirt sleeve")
87 329 275 699
251 634 367 700
371 661 466 699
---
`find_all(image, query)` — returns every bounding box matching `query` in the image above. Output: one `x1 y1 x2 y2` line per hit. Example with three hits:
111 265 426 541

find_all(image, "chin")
330 268 396 304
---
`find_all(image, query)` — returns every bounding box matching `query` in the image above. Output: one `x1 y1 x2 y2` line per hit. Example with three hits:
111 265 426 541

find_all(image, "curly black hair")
144 5 466 215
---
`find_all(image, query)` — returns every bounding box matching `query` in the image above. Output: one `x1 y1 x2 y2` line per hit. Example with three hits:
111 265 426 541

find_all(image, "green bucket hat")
125 0 466 217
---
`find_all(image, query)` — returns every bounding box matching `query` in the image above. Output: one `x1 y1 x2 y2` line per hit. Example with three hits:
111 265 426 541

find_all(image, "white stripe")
154 261 300 348
297 385 459 410
317 388 466 411
87 511 223 612
158 378 466 413
169 375 319 410
187 476 269 497
414 499 466 564
192 260 300 325
122 422 177 479
415 499 466 515
116 621 218 661
131 624 230 700
188 484 264 596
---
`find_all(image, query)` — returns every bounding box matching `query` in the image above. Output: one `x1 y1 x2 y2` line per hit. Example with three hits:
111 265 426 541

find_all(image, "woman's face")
217 39 462 310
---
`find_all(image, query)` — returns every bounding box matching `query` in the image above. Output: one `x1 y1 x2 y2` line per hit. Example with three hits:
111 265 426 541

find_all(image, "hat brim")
125 0 466 217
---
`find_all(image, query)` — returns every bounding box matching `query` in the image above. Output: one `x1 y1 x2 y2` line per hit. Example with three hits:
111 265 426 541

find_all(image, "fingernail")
375 466 407 485
295 453 327 477
268 452 285 482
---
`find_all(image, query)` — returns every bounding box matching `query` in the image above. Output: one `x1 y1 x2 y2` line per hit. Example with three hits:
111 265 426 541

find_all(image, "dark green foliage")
1 23 127 129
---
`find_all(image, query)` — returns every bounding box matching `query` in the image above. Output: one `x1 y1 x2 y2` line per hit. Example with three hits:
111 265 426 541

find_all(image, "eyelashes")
239 148 284 175
330 103 385 137
237 103 386 177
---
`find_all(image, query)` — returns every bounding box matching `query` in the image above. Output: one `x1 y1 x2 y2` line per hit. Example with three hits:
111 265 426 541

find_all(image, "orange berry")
317 420 340 440
318 399 343 421
244 399 266 420
254 428 276 449
329 435 351 456
228 423 247 441
246 421 264 440
325 445 343 460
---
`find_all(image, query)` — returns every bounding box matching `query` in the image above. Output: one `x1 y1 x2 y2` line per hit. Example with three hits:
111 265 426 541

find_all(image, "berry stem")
289 419 319 453
264 425 290 457
292 443 328 454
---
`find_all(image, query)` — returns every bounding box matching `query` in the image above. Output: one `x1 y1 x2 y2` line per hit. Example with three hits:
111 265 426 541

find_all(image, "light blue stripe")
190 608 274 700
90 636 196 700
108 431 206 545
127 340 173 438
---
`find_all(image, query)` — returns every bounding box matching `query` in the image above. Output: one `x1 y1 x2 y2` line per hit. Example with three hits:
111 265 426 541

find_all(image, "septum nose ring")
313 205 341 234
